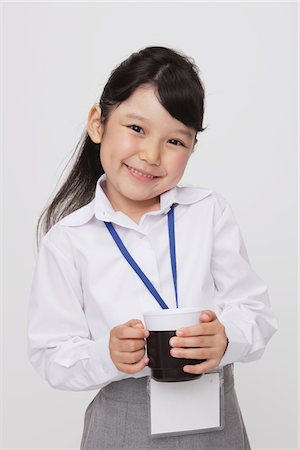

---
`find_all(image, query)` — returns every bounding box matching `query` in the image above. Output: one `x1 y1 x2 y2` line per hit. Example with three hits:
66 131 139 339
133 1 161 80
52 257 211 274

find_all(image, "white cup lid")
143 307 202 331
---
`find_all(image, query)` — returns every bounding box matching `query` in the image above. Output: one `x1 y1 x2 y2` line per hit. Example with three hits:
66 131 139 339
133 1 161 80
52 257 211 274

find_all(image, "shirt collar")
60 173 212 227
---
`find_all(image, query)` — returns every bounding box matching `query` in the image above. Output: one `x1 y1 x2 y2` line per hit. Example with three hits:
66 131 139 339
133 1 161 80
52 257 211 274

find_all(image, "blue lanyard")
104 204 178 310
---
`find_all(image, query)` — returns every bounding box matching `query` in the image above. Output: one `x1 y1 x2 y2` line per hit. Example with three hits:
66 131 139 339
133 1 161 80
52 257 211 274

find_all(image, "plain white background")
1 2 298 449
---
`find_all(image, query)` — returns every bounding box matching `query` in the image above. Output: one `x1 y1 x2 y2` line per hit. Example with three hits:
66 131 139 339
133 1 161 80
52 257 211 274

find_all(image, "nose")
138 142 161 166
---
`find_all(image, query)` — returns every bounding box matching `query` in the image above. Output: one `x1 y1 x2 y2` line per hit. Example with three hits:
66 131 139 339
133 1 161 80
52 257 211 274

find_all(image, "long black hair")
37 46 206 245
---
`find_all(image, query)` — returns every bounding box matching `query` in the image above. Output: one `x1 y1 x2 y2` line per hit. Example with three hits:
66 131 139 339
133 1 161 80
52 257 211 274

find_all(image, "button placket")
131 234 161 290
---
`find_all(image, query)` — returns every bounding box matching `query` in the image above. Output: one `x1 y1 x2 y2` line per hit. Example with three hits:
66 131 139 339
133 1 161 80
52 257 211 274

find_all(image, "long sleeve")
27 235 121 391
211 203 278 366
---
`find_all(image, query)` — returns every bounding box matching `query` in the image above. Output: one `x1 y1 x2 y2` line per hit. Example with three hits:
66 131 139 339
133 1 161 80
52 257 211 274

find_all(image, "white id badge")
147 369 224 438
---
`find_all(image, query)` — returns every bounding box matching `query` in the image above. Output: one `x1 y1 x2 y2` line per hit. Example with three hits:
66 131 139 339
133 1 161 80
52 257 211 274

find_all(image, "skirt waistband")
100 364 234 404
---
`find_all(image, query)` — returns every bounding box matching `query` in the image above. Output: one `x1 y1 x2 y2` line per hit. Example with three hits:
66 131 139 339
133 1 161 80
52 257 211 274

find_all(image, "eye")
168 139 185 147
129 125 144 134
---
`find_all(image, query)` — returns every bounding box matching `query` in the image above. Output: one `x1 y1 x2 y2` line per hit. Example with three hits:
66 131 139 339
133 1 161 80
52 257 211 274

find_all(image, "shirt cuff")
47 333 123 390
217 317 250 366
83 334 122 387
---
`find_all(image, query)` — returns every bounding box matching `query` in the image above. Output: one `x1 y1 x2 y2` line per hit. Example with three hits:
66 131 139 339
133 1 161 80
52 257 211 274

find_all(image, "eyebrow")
124 113 195 140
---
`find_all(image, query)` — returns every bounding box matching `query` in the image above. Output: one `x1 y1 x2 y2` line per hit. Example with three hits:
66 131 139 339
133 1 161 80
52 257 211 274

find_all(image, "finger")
200 310 217 322
176 322 217 337
118 338 146 352
126 319 145 329
169 335 213 348
116 348 146 364
182 359 220 375
170 346 214 360
132 323 150 338
128 320 149 337
118 357 149 375
114 323 149 339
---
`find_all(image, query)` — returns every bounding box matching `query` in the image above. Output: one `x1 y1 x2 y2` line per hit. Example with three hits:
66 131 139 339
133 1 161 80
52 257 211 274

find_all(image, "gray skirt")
80 365 251 450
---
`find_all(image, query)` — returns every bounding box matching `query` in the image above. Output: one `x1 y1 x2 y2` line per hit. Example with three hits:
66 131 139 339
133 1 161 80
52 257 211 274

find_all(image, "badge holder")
147 368 224 438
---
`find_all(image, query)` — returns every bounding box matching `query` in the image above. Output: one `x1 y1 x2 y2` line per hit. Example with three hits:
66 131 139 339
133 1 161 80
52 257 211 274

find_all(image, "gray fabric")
80 364 251 450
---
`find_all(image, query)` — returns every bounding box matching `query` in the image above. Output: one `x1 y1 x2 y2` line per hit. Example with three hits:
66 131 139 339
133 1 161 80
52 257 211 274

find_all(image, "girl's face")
88 84 196 216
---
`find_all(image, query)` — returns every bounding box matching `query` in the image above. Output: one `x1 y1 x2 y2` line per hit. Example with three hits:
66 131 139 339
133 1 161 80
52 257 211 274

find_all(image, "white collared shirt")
27 174 278 391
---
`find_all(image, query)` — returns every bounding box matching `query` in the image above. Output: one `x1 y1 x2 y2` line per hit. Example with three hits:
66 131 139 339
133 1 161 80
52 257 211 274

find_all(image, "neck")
102 180 161 223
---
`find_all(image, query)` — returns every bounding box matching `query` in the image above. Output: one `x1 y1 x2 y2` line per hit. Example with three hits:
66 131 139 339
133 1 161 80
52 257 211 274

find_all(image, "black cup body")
146 330 205 382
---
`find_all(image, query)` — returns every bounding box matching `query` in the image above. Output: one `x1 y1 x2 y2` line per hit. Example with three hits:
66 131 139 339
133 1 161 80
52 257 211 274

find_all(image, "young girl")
28 46 278 450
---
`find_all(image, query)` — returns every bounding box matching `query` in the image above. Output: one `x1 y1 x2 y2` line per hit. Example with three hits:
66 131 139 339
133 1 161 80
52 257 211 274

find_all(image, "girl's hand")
109 319 150 374
169 310 228 375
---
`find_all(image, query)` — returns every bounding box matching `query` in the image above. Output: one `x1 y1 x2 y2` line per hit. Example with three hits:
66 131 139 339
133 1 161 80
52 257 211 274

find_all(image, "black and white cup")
143 307 205 382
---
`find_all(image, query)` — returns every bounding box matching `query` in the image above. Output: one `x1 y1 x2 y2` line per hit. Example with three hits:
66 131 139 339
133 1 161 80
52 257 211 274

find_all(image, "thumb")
200 310 217 322
127 319 144 329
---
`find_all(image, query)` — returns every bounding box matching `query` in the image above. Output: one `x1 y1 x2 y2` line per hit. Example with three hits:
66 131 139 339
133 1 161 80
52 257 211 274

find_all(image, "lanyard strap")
168 205 178 307
104 205 178 310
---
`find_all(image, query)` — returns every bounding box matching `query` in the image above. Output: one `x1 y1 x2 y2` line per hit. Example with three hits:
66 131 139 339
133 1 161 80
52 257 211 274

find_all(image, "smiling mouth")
125 164 158 179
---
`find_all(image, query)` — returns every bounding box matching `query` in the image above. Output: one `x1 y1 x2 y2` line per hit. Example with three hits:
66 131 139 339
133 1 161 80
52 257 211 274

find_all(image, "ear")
87 105 104 144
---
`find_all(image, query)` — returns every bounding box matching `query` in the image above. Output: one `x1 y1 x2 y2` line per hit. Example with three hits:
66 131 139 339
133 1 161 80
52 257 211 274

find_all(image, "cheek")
167 153 190 175
100 134 137 164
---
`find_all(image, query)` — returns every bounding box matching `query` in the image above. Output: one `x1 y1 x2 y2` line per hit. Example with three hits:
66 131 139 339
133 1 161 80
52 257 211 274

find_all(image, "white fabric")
27 174 278 391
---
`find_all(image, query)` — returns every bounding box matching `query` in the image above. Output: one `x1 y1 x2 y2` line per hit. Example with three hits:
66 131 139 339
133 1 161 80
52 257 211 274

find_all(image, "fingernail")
201 314 209 320
171 348 180 357
169 338 176 347
176 330 183 336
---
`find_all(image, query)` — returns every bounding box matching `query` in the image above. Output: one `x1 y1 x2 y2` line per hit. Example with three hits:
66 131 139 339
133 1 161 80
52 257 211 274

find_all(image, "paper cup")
143 307 205 382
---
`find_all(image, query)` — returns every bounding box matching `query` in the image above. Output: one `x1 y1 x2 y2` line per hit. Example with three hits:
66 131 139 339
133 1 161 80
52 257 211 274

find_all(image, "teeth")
128 166 155 179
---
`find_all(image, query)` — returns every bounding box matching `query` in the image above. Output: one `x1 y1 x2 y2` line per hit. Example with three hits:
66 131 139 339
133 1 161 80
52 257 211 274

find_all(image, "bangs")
155 64 204 132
